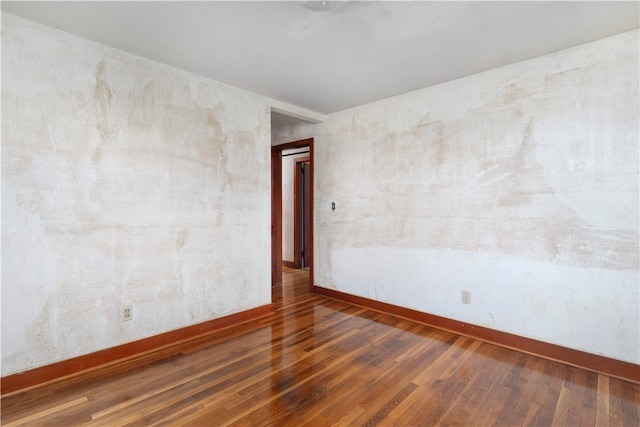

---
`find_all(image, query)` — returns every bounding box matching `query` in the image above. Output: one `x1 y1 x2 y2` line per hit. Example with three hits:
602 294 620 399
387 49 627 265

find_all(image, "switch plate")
461 291 471 304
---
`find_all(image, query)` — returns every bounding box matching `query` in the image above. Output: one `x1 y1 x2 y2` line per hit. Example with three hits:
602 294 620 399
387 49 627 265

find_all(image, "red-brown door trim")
271 138 314 290
271 150 282 285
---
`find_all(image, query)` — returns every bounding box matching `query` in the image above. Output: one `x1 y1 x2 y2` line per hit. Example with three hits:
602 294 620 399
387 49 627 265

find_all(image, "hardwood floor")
2 267 639 426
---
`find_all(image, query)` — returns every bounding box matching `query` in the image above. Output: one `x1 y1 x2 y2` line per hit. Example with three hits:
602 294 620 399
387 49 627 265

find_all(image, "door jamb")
271 149 282 286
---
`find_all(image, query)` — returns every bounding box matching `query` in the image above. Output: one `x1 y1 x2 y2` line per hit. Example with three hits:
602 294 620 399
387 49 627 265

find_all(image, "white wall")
1 14 273 376
313 31 639 364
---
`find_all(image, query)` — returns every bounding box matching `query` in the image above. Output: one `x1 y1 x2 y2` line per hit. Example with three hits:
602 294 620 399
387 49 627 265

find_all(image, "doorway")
294 158 311 269
271 138 313 289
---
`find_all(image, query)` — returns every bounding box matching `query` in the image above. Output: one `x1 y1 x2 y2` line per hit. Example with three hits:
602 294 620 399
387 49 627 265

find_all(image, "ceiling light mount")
299 1 350 13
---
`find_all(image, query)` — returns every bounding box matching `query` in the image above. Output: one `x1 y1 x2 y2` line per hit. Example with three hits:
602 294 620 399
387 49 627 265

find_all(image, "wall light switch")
461 291 471 305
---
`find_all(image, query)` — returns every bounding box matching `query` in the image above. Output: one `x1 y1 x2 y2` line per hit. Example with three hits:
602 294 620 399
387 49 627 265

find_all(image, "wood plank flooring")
2 267 639 426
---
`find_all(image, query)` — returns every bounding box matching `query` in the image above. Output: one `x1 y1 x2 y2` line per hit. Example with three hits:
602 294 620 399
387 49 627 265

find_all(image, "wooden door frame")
271 138 314 290
271 149 282 286
293 156 310 269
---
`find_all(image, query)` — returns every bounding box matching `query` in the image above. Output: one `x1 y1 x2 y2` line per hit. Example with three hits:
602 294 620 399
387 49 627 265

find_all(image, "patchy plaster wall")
272 121 317 147
1 14 272 376
314 30 639 364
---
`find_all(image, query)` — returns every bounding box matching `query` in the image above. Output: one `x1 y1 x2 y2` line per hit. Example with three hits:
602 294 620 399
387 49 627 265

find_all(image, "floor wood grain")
2 268 639 426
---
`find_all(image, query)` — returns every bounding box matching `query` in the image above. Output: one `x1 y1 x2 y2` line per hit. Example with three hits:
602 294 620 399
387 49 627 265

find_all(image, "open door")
271 138 314 289
303 161 311 267
294 159 311 268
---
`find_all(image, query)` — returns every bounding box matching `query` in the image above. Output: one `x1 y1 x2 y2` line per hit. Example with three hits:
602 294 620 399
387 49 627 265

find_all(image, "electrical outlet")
461 291 471 305
122 305 132 322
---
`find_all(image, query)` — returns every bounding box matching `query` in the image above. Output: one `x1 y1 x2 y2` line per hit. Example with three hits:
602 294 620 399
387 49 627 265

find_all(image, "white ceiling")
3 1 639 122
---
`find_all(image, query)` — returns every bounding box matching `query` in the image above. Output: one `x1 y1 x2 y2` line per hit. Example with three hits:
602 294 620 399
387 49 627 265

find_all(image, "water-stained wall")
313 30 639 364
2 15 272 376
3 12 638 378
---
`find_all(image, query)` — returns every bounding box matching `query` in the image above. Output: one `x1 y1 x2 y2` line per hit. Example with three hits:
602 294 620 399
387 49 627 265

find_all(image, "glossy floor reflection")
2 267 639 426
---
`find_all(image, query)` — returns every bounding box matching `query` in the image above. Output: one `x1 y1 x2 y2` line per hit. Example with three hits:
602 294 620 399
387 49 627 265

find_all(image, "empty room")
1 1 639 425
